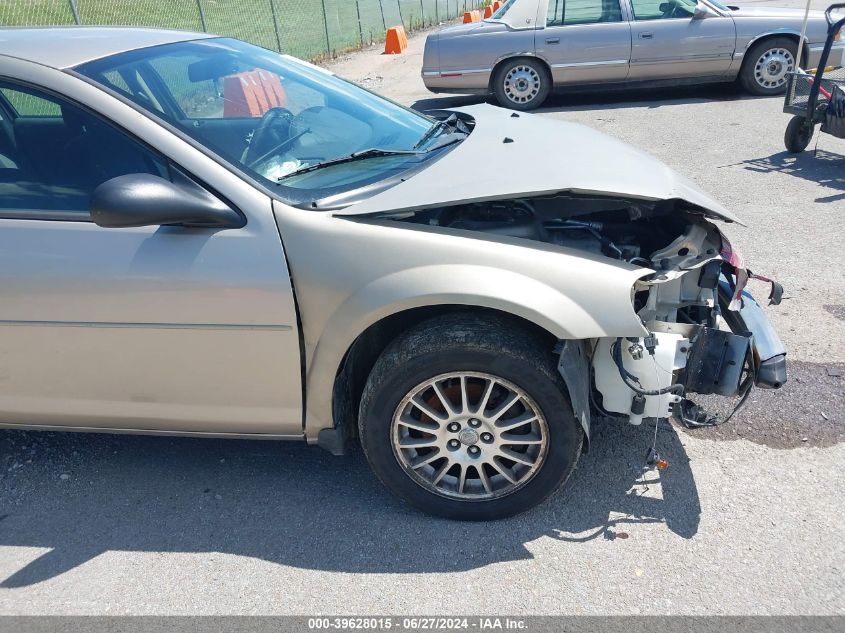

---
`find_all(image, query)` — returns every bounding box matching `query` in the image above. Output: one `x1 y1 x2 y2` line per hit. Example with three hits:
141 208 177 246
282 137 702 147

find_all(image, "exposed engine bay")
380 193 787 430
394 193 693 264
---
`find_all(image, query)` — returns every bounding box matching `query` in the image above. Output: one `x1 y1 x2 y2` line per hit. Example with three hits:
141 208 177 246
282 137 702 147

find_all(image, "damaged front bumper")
717 282 787 390
591 275 787 428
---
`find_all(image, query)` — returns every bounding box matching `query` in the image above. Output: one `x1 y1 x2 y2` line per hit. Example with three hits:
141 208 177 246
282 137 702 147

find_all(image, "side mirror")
90 173 245 229
693 1 715 19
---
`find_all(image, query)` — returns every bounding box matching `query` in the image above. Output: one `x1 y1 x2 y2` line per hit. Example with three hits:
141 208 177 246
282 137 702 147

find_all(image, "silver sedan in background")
423 0 845 109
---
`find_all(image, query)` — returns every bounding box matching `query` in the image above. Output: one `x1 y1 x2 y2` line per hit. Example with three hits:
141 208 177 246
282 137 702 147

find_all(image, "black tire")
492 58 551 111
784 115 813 153
740 36 798 96
358 313 583 521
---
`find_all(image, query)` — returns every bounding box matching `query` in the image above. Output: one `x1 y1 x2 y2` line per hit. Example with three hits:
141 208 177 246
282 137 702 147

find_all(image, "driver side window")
547 0 623 26
630 0 697 20
0 81 169 219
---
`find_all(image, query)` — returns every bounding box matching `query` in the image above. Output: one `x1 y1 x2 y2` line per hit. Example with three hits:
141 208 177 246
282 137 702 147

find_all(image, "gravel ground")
1 0 844 616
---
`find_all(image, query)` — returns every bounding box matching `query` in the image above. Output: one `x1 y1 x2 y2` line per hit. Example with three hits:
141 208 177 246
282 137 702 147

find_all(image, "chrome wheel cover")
391 372 549 500
754 47 795 89
503 65 541 105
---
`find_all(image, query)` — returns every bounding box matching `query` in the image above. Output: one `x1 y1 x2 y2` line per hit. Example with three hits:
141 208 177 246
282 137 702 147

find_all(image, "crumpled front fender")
272 202 651 441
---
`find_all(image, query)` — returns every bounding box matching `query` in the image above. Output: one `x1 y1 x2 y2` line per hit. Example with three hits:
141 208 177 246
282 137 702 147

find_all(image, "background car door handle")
639 32 654 39
545 37 560 44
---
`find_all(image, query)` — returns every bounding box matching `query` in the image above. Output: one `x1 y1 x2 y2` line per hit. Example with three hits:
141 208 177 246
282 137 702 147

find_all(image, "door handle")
545 37 560 44
639 32 654 39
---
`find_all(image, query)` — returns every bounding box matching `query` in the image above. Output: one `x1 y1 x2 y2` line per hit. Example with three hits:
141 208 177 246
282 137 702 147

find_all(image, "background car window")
547 0 563 24
0 82 169 218
492 0 514 18
547 0 623 26
630 0 697 20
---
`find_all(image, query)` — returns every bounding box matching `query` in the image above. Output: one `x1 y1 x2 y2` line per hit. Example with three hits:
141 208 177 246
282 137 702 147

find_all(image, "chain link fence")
0 0 488 61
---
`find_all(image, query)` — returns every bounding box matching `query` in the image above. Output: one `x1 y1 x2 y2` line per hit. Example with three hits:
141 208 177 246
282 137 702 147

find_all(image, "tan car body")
274 202 649 440
0 29 782 457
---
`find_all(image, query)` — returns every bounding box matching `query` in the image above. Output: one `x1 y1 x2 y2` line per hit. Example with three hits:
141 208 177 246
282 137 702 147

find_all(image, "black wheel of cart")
784 115 814 153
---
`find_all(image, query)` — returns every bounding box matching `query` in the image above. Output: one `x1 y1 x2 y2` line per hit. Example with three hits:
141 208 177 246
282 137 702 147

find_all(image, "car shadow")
742 149 845 203
0 419 700 587
412 83 765 114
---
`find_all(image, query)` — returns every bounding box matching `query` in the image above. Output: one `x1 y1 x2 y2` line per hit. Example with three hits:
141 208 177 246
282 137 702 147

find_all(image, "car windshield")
75 38 447 204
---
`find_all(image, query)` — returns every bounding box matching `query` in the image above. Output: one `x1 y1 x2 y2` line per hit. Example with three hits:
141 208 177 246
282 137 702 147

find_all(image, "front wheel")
784 115 813 153
492 59 551 111
358 314 583 521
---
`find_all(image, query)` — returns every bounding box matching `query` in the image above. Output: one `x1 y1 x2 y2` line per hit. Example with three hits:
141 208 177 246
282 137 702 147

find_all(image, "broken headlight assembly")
593 223 786 429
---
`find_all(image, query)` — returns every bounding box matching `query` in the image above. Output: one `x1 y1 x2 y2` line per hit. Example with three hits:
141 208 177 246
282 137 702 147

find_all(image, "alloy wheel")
391 372 549 500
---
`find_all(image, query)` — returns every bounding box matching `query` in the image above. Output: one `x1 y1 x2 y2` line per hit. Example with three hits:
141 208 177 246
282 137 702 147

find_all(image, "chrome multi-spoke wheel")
359 314 582 520
392 372 548 500
753 47 794 90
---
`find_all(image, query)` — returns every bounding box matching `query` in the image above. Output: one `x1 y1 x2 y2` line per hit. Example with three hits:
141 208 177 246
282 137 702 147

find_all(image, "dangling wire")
647 354 662 465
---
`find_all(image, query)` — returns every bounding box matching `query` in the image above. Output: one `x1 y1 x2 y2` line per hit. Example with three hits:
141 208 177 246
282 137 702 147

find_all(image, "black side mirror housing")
90 173 245 229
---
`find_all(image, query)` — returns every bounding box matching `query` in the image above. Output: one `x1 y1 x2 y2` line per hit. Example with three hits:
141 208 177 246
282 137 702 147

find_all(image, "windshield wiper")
276 148 421 182
413 113 468 150
423 131 466 152
413 119 450 150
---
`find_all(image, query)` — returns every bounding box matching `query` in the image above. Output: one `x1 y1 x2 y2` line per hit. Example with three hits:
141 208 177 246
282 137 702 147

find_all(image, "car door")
538 0 632 84
625 0 737 80
0 70 303 436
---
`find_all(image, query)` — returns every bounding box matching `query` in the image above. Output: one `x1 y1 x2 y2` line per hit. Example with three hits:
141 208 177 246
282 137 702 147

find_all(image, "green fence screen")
0 0 489 61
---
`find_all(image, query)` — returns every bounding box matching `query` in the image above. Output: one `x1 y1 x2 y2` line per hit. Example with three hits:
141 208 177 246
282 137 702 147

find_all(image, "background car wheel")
740 37 797 96
784 115 813 153
493 59 551 111
358 313 583 520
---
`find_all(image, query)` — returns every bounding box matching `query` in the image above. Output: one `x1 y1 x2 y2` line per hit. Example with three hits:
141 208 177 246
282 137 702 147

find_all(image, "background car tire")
493 58 552 111
740 37 798 96
784 115 813 153
358 313 583 520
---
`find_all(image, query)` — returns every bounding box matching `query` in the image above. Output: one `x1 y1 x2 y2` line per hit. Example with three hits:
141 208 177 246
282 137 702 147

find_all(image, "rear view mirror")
188 54 240 83
90 173 245 229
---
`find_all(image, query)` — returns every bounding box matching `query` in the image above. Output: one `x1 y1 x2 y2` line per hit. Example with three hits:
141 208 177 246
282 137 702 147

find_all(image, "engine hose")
611 338 685 397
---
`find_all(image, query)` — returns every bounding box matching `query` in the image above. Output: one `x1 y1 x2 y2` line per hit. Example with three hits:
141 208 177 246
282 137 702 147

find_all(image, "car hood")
336 104 741 224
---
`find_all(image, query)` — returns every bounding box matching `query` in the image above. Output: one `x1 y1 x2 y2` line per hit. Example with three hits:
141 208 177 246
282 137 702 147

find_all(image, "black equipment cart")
783 3 845 153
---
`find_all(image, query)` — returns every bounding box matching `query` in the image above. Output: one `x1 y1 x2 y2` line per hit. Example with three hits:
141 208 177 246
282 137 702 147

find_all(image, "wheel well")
742 33 807 70
330 305 557 445
488 55 552 92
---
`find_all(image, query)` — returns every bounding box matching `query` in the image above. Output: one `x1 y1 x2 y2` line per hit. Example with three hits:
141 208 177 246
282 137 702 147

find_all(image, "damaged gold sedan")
0 29 784 520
